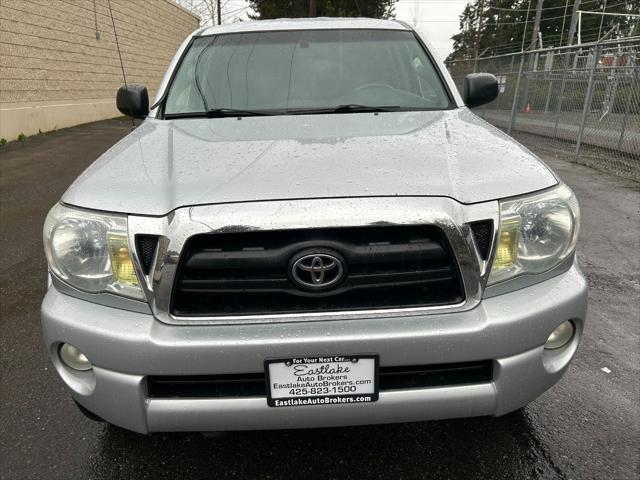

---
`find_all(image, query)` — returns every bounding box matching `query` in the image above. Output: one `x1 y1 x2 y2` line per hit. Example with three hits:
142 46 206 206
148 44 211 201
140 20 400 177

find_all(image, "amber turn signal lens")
108 234 139 286
493 217 520 270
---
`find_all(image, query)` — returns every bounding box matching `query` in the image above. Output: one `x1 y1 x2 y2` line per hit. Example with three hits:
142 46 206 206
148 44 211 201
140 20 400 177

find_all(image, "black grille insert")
171 226 464 317
146 361 493 398
469 221 493 260
135 235 158 275
378 361 493 390
148 372 266 398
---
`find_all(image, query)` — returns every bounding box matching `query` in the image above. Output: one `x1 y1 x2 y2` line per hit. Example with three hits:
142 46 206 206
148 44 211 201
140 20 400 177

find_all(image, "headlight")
488 184 580 285
43 203 144 300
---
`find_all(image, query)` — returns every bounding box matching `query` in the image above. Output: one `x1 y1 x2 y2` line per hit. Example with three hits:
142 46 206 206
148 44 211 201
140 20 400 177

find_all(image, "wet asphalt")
0 120 638 480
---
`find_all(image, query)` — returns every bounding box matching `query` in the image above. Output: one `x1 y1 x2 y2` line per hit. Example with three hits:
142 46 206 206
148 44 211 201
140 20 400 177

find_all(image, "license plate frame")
265 354 379 408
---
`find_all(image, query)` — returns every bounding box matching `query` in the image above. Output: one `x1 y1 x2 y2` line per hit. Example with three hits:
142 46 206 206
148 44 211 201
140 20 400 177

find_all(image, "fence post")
617 72 636 151
553 51 573 137
544 79 553 114
508 54 526 135
543 51 554 114
575 46 601 159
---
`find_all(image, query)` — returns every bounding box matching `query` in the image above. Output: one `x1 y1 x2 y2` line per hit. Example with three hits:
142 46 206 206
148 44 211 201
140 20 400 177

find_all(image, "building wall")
0 0 199 141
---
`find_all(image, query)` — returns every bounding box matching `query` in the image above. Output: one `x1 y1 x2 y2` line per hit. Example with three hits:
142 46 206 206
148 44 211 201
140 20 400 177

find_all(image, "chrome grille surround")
127 197 499 325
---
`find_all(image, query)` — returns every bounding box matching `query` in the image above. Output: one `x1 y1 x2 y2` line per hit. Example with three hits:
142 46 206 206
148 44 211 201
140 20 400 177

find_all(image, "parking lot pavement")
1 119 638 480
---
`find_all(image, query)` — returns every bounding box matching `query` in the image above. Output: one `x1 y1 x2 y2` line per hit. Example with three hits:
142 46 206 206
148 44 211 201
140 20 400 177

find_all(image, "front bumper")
41 262 587 434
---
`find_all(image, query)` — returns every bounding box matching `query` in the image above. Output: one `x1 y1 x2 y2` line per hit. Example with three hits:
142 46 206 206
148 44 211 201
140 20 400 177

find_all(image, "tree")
246 0 398 20
176 0 220 26
448 0 640 62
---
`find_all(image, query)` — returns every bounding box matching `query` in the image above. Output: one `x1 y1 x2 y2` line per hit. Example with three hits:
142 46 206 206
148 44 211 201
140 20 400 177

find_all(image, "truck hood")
63 109 557 216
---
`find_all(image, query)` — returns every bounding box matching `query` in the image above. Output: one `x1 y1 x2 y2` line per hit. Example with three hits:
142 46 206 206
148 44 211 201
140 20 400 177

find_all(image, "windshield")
163 29 451 116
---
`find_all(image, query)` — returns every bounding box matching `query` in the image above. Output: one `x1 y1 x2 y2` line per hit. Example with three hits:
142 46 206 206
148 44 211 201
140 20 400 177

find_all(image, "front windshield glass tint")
164 29 450 115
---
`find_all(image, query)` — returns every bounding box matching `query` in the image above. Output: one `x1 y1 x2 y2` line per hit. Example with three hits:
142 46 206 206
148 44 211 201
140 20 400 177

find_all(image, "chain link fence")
446 37 640 182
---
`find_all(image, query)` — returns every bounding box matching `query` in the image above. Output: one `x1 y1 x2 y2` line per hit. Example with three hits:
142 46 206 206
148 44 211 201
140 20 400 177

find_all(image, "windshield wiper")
165 105 400 120
285 104 402 115
164 108 275 119
332 104 401 113
206 108 276 118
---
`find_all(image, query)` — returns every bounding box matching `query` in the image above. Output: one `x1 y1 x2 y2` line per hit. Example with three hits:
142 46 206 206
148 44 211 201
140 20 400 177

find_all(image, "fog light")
59 343 92 371
544 321 575 350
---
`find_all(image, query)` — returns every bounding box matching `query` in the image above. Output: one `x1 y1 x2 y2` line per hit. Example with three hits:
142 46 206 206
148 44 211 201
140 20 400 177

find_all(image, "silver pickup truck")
41 18 586 434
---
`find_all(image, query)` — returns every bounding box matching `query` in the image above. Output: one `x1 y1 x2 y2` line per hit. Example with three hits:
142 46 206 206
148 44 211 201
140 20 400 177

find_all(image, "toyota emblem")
290 252 345 290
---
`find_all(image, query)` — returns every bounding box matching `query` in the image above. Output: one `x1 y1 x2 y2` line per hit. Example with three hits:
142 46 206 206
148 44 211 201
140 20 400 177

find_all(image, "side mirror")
463 73 499 108
116 84 149 118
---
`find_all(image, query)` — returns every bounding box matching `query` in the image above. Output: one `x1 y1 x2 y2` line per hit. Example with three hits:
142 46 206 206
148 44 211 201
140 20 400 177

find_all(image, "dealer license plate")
265 354 379 407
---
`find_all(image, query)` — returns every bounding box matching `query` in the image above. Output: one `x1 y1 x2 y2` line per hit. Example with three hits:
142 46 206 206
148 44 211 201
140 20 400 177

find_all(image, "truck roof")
197 17 410 37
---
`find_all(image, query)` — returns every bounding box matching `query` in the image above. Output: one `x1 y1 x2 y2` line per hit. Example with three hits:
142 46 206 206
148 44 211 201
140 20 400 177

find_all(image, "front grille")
171 226 464 317
146 361 493 398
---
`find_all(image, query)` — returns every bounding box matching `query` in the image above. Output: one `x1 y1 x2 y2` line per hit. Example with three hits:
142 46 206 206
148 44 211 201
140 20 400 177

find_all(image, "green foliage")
17 133 27 142
0 138 7 146
247 0 398 20
448 0 640 62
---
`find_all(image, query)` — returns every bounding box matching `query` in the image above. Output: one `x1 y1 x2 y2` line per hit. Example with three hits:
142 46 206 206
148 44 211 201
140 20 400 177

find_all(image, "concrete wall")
0 0 199 141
